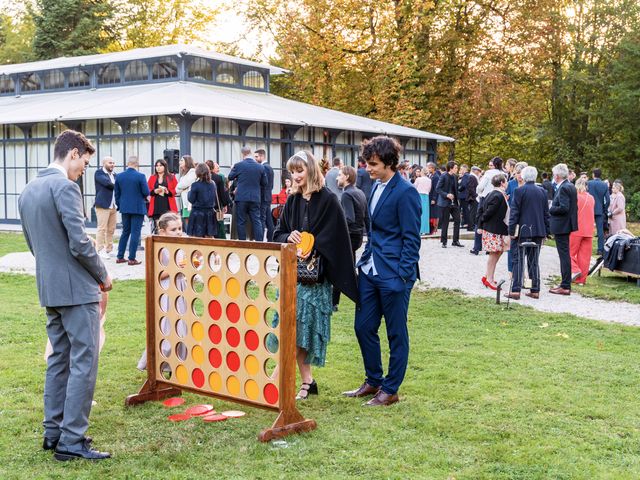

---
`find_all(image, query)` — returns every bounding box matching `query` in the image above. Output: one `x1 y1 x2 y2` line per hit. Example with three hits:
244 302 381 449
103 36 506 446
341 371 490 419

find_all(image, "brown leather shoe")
128 259 142 266
505 292 520 300
342 382 380 398
115 258 127 264
364 390 399 407
525 292 540 299
549 286 571 295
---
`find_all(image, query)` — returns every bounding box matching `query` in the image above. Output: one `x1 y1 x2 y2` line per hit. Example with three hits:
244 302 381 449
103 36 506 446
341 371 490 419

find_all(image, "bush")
628 191 640 222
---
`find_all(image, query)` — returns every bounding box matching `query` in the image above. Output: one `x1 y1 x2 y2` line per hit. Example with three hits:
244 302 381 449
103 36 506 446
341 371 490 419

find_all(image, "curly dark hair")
360 136 402 171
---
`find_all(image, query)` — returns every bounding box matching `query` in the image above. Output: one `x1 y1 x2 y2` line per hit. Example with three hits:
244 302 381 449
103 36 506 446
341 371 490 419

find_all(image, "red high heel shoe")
482 277 498 290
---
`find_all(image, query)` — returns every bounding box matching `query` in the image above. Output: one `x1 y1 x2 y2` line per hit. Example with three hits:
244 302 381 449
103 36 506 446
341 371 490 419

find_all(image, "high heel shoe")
486 280 498 290
481 276 488 287
296 380 318 400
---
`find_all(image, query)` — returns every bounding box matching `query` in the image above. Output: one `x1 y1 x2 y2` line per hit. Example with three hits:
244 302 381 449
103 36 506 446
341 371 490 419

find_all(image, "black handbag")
296 201 324 284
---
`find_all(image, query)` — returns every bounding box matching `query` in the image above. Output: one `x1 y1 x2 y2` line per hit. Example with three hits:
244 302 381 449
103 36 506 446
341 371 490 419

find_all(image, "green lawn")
0 232 28 256
2 274 640 479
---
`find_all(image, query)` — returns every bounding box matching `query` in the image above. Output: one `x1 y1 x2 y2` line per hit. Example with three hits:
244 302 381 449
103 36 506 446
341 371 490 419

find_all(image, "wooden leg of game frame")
258 408 317 442
125 380 183 406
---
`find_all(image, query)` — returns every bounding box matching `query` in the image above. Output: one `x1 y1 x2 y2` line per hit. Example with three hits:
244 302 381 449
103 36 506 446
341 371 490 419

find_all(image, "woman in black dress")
147 159 177 233
187 163 217 237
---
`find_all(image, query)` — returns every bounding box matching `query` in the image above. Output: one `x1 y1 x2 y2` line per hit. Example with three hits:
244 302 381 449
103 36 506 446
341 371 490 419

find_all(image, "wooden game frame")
126 236 317 441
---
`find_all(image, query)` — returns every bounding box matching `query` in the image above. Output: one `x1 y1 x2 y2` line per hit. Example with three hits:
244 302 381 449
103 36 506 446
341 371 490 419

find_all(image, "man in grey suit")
19 130 112 461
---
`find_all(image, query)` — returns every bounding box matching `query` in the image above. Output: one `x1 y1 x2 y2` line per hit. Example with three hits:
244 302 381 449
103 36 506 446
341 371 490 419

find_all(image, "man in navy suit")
436 161 463 248
355 156 373 200
343 136 421 407
94 156 117 258
587 168 610 255
228 146 267 241
505 166 550 300
115 156 149 265
549 163 578 295
255 149 275 241
458 164 470 227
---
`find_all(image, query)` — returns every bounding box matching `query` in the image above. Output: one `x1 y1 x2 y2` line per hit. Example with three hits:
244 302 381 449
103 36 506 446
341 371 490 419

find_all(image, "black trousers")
467 199 477 231
332 234 362 307
555 233 571 289
440 204 460 245
459 199 469 226
511 237 542 293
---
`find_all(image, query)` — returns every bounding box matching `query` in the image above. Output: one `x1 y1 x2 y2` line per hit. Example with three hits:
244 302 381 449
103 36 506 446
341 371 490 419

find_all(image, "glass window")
269 123 281 139
218 138 242 167
127 116 152 134
20 73 41 92
68 68 90 88
5 125 24 140
85 120 98 137
0 74 15 94
101 119 122 135
43 70 65 90
293 126 310 141
156 115 179 133
190 135 217 163
216 62 238 84
125 136 152 171
245 122 265 138
192 117 214 134
32 122 49 138
98 138 124 163
124 60 149 82
218 118 238 135
152 58 178 80
242 71 265 89
98 64 121 85
28 141 50 168
187 57 212 81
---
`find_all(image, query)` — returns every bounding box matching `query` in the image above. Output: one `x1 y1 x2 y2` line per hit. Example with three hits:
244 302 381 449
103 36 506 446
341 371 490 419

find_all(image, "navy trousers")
355 269 413 395
117 213 143 261
260 202 274 242
236 201 262 241
594 214 605 253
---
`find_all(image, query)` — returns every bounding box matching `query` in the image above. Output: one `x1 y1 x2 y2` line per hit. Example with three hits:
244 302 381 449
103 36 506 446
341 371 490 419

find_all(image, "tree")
0 13 36 64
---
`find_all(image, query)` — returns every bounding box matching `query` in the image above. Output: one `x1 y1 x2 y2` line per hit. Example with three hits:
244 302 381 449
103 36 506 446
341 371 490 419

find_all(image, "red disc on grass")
226 327 240 347
162 397 185 407
221 410 246 418
226 302 240 323
192 368 205 388
226 351 240 371
264 383 279 405
185 404 214 416
168 413 191 422
208 324 222 344
202 413 227 422
244 330 259 351
209 348 222 368
208 300 222 320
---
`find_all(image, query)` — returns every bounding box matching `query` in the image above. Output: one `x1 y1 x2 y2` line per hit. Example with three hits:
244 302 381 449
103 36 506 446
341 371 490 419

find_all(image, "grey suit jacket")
19 168 108 307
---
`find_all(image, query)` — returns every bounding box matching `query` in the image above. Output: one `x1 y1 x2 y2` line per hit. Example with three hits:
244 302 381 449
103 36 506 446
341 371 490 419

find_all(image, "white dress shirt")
361 177 391 276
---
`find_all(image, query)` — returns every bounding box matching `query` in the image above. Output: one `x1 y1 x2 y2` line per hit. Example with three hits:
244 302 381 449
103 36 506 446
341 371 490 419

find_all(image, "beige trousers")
95 207 117 252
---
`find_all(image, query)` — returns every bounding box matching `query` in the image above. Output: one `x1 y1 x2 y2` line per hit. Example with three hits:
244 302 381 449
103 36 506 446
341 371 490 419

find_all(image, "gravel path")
2 237 639 326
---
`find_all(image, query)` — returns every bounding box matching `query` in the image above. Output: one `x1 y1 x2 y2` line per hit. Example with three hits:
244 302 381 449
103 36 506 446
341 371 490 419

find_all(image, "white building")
0 45 453 224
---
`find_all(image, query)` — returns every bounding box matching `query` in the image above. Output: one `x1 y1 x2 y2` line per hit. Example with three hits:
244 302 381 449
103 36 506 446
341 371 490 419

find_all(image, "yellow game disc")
226 375 240 395
192 322 204 341
244 354 259 376
208 276 222 296
244 305 259 326
244 379 259 400
209 372 222 392
192 345 204 364
226 278 240 298
175 364 188 384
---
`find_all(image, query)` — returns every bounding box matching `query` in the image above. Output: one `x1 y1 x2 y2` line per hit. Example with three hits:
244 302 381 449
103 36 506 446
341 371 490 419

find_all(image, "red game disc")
221 410 246 418
163 397 185 407
185 404 214 416
202 413 227 422
168 413 191 422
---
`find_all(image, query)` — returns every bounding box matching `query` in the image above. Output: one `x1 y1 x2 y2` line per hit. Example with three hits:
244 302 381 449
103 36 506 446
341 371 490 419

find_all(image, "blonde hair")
286 150 325 195
613 181 624 193
575 177 588 193
157 212 181 231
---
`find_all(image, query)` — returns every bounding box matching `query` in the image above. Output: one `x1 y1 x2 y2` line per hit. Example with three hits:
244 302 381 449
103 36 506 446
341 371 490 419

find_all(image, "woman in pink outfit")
608 182 627 235
570 178 595 285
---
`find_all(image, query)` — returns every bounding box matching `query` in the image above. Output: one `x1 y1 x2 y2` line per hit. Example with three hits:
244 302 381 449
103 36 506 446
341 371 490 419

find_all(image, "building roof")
0 81 455 141
0 44 288 76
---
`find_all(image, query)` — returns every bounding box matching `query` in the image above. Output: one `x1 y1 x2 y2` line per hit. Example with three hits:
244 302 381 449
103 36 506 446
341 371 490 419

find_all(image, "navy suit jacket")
261 163 274 204
94 169 116 208
357 173 421 283
228 158 267 203
458 173 469 200
549 180 578 234
115 167 149 215
587 178 610 216
436 172 458 208
508 181 550 237
356 167 373 199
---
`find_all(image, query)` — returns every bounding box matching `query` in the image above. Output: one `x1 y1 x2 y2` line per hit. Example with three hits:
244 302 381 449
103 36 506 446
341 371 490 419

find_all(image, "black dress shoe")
44 436 92 451
451 242 464 247
469 249 479 255
342 382 380 398
54 439 110 461
441 244 447 248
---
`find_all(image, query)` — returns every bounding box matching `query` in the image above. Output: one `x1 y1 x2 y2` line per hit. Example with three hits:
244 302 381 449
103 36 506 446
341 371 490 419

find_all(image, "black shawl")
273 187 358 303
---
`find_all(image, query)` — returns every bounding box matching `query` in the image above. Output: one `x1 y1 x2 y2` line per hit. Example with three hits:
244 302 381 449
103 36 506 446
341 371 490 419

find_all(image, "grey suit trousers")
43 302 100 447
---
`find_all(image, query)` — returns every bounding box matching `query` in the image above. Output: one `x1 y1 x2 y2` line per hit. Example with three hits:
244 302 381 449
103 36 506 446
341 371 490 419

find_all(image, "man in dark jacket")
505 166 550 300
115 156 149 265
458 164 470 228
436 161 463 248
355 156 373 200
466 166 480 232
549 163 578 295
541 172 554 203
426 162 440 234
587 168 610 255
255 149 275 241
94 156 117 258
228 146 267 241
